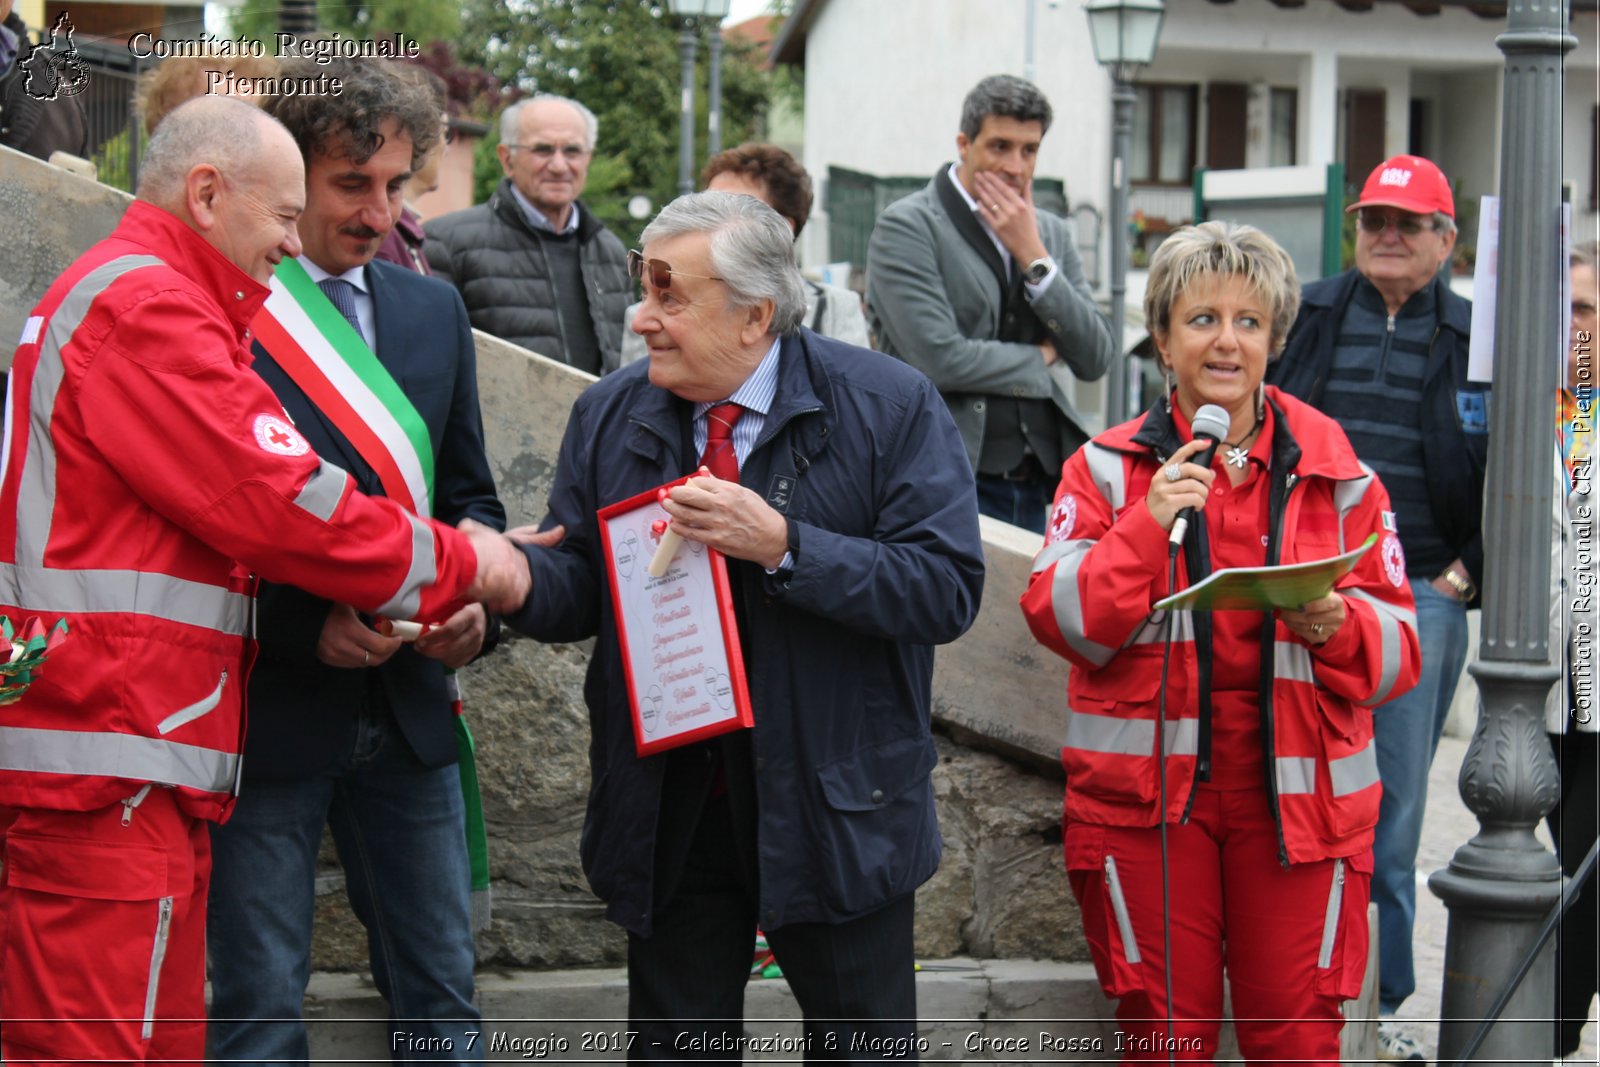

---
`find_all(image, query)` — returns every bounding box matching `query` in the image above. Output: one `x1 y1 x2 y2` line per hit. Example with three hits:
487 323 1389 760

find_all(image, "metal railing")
72 36 153 191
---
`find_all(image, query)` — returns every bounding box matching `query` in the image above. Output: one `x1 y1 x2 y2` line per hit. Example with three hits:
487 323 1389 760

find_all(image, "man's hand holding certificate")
654 466 790 572
599 476 754 756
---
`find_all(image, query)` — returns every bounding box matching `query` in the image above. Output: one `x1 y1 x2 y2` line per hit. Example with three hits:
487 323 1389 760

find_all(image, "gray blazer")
867 167 1115 469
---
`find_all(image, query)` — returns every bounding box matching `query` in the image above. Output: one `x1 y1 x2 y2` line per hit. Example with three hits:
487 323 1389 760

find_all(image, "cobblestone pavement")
1388 730 1598 1064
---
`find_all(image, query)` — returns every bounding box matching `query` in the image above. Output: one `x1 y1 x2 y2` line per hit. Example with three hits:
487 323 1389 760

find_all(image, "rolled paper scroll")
375 618 427 642
647 516 684 578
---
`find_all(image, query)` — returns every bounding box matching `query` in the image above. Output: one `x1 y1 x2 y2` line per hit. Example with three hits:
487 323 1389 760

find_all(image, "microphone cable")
1155 549 1180 1065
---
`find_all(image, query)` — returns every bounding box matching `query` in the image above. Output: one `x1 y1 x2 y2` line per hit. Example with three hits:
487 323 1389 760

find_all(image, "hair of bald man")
135 96 277 210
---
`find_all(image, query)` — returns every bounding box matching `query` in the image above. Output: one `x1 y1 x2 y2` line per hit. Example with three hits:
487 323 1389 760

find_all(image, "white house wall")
796 0 1599 269
1158 0 1504 64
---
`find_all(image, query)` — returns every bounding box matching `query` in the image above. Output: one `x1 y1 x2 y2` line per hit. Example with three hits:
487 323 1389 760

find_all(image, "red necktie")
699 402 744 482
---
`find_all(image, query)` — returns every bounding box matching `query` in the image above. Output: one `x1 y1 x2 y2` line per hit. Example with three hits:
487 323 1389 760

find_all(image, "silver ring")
1164 464 1182 483
990 203 1000 211
1311 623 1325 635
364 650 371 667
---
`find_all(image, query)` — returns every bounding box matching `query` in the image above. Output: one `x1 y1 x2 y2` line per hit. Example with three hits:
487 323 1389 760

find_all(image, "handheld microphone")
1167 403 1232 554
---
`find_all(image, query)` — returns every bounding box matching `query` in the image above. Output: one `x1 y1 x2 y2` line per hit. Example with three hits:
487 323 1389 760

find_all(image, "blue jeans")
207 708 481 1062
975 472 1053 534
1372 578 1468 1013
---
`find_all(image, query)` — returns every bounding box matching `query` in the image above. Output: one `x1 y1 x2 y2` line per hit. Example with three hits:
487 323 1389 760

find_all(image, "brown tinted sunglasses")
627 249 724 291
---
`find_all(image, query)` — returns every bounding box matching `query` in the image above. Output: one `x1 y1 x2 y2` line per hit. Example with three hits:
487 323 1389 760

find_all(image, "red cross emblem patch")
252 413 309 457
1047 494 1077 544
1381 533 1407 589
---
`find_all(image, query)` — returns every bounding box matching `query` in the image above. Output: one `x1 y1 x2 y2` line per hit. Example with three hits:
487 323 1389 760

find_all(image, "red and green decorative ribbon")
0 615 68 705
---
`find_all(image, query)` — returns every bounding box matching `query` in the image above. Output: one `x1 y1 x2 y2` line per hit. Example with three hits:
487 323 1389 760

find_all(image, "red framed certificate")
597 476 754 757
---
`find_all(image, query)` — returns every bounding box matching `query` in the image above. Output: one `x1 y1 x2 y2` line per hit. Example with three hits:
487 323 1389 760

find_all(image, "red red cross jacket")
1021 389 1420 864
0 202 479 823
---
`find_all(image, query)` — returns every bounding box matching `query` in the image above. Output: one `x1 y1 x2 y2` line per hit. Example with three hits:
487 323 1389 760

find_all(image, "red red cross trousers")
699 402 744 482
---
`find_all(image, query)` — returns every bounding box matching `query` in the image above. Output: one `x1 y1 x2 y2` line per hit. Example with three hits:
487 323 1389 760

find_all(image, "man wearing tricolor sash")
205 60 507 1064
0 97 528 1065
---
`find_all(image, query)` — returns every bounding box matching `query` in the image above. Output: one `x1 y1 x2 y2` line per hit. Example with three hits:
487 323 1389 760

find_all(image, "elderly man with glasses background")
425 94 630 373
1268 152 1485 1062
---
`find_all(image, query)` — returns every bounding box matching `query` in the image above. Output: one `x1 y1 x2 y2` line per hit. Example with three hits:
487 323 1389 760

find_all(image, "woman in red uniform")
1022 220 1420 1062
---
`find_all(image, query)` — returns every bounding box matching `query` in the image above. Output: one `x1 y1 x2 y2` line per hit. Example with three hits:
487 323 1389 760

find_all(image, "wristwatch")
1023 256 1054 286
1441 566 1477 602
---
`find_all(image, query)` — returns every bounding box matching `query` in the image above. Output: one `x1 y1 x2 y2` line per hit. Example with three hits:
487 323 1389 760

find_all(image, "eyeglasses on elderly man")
1355 210 1438 237
627 249 725 292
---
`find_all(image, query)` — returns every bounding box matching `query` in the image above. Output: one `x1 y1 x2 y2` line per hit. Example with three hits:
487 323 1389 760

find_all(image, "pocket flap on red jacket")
5 833 168 900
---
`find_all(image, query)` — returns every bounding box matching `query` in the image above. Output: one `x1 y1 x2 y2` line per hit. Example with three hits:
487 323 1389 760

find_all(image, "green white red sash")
253 258 491 927
254 258 434 516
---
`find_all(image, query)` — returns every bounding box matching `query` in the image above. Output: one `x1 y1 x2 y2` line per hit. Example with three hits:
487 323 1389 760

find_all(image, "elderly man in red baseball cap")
1268 152 1483 1061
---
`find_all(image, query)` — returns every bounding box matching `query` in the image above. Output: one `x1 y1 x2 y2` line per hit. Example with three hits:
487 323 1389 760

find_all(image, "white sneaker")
1378 1019 1426 1062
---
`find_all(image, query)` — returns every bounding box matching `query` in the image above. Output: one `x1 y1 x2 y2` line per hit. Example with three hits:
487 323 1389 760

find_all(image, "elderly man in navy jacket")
506 191 984 1059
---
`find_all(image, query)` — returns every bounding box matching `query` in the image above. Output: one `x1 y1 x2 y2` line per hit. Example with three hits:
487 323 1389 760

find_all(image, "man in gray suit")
868 74 1115 533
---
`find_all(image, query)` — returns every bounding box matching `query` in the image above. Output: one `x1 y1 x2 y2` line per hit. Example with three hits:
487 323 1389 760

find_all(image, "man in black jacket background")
425 95 630 374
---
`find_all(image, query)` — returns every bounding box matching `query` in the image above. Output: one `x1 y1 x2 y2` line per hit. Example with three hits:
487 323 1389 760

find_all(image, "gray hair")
1433 211 1456 237
136 96 272 205
959 74 1053 141
642 191 808 336
500 94 599 150
1144 220 1300 358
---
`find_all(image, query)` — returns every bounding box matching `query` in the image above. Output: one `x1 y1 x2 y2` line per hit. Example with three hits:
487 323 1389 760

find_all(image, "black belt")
984 455 1049 484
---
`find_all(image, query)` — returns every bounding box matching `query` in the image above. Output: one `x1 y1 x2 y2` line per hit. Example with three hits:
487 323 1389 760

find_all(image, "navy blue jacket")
1267 269 1485 597
506 329 985 936
245 260 505 778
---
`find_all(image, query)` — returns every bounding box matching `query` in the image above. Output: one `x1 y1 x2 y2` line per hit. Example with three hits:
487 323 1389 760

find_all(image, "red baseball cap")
1348 154 1454 220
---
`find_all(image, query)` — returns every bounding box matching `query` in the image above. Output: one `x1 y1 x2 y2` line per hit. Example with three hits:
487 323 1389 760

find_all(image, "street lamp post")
667 0 731 196
707 20 725 156
1429 0 1574 1060
279 0 316 38
1085 0 1164 428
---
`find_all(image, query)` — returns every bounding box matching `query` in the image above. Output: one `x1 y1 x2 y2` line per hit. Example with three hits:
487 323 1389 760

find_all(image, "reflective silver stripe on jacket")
1274 640 1315 685
18 256 165 565
1276 755 1318 795
1343 588 1416 707
1276 743 1379 797
1065 709 1198 757
1127 610 1194 649
1103 854 1142 964
1328 743 1380 796
0 725 238 793
0 563 250 636
1317 857 1346 968
157 671 226 735
292 458 350 522
375 511 439 621
1033 539 1116 667
1329 465 1377 553
9 254 254 639
1083 443 1128 513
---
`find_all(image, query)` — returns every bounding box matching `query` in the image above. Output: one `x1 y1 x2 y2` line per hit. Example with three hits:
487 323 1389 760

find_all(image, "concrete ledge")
303 954 1376 1063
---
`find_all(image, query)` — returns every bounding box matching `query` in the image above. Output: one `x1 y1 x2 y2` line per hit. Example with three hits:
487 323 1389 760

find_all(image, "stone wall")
1 145 1087 968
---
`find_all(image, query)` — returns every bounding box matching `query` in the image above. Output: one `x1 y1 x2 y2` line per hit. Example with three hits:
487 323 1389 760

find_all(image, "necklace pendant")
1225 445 1250 469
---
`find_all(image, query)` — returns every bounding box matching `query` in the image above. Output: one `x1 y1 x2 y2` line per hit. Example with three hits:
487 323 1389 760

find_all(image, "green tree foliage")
228 0 459 50
458 0 775 246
